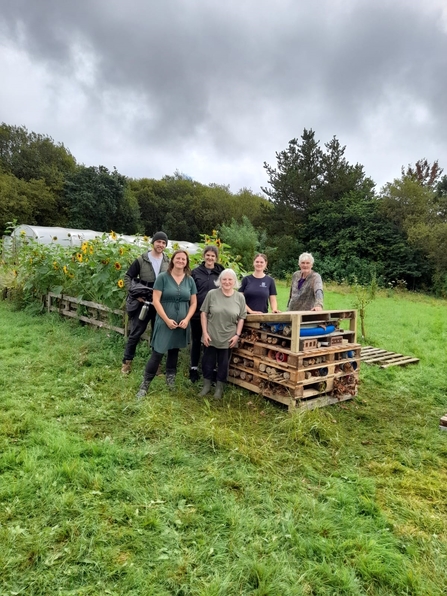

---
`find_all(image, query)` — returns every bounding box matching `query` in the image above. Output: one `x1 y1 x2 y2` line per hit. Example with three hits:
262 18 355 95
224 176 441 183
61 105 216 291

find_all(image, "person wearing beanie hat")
121 232 170 374
152 231 168 244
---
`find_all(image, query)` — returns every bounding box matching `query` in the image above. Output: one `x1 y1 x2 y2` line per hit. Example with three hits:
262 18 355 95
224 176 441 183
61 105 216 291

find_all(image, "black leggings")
189 317 202 368
202 346 230 383
144 348 179 377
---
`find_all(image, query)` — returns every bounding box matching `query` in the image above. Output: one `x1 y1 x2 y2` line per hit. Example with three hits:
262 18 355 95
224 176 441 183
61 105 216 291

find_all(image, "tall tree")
402 159 443 189
63 165 140 233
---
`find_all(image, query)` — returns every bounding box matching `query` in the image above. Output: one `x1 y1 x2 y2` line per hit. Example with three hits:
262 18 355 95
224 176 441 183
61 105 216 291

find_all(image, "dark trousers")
123 303 157 362
189 317 202 368
202 346 230 383
144 349 179 377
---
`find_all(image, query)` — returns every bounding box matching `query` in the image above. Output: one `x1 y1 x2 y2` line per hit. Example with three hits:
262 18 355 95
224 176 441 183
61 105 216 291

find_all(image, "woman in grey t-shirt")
200 269 247 399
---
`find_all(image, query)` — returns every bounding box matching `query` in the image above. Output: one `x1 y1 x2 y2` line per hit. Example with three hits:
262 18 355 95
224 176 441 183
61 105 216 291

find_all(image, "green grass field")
1 285 446 595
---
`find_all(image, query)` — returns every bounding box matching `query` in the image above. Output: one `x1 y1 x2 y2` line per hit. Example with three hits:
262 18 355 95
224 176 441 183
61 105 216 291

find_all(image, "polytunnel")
7 225 200 256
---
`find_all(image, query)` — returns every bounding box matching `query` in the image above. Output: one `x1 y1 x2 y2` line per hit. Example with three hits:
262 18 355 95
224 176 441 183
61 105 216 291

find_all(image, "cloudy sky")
1 0 446 194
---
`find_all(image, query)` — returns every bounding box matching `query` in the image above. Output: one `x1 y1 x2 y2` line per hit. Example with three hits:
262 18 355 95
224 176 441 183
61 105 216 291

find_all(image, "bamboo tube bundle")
260 332 268 341
258 362 266 372
240 371 246 380
282 325 291 336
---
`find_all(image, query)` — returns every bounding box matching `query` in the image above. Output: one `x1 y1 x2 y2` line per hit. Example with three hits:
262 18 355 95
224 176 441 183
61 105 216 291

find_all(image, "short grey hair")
215 268 240 289
299 252 314 266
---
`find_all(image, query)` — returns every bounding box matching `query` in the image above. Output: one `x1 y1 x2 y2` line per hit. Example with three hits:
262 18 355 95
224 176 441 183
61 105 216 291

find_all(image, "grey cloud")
0 0 446 189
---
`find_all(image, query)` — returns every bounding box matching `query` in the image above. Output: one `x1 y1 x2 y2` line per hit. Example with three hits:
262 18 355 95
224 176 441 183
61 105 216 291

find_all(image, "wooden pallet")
229 373 357 411
360 346 419 368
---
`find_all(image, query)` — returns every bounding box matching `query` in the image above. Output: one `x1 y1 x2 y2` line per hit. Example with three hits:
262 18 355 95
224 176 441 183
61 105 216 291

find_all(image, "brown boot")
121 360 132 374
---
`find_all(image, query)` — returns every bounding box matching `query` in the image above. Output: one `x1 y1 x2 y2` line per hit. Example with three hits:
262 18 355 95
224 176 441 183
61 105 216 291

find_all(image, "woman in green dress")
136 250 197 398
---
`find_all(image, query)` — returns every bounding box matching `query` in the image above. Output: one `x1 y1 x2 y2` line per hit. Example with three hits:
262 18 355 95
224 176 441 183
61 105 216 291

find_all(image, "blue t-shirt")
239 274 277 313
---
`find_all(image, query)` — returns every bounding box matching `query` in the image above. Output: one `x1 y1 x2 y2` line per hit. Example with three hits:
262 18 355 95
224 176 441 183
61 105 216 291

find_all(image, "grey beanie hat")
151 231 168 244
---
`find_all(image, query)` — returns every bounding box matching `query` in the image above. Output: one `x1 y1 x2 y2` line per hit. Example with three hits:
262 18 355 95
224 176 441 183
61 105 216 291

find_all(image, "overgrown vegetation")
5 230 244 309
2 122 447 293
1 286 446 595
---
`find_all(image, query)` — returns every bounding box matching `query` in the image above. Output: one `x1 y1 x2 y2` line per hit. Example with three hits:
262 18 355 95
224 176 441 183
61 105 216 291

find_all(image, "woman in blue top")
136 250 197 398
240 254 280 314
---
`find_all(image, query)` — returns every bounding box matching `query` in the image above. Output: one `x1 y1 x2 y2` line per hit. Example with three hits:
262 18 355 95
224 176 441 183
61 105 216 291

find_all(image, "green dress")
151 272 197 353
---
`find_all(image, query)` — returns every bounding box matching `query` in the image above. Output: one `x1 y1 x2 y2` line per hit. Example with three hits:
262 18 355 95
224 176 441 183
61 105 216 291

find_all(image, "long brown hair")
168 250 191 276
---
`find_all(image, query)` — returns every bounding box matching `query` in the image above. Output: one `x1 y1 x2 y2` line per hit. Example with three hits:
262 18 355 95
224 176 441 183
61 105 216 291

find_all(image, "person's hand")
248 310 263 315
167 319 178 329
272 309 282 313
312 305 323 312
178 319 189 329
203 332 211 347
137 297 146 303
229 334 239 348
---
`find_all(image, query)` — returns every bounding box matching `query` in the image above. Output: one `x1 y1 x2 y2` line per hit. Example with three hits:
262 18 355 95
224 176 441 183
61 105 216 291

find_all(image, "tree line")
1 122 446 294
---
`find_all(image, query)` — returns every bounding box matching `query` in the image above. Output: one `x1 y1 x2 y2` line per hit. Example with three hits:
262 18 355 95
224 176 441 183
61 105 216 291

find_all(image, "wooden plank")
48 292 124 316
295 392 354 412
380 357 419 369
363 353 403 363
228 377 260 393
49 306 126 335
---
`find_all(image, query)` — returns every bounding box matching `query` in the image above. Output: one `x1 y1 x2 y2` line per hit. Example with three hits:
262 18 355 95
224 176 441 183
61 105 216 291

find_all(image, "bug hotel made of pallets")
228 310 360 411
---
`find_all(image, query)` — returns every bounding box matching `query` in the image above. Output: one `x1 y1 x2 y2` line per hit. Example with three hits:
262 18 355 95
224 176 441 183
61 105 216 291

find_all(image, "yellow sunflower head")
110 231 117 240
119 247 124 256
114 262 122 271
63 265 68 275
117 279 124 288
53 261 59 270
76 253 83 262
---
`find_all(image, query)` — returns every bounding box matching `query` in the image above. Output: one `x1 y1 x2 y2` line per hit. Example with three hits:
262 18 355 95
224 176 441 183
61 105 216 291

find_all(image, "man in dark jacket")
189 245 224 382
121 232 170 373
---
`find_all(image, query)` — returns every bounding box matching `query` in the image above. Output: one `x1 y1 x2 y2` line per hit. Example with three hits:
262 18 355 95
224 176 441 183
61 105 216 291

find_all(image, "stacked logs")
332 375 358 399
258 362 290 384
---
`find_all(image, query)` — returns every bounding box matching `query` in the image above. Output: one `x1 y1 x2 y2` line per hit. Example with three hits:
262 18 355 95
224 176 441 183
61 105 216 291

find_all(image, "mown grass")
1 286 446 595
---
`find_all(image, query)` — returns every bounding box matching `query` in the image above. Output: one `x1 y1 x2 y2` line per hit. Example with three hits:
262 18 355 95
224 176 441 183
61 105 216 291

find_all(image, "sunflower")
53 261 59 270
76 253 83 262
119 247 124 256
89 245 94 255
110 231 117 240
81 242 88 254
143 236 149 242
63 265 69 275
114 262 122 271
101 259 110 265
117 279 124 288
215 239 222 248
68 272 74 279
